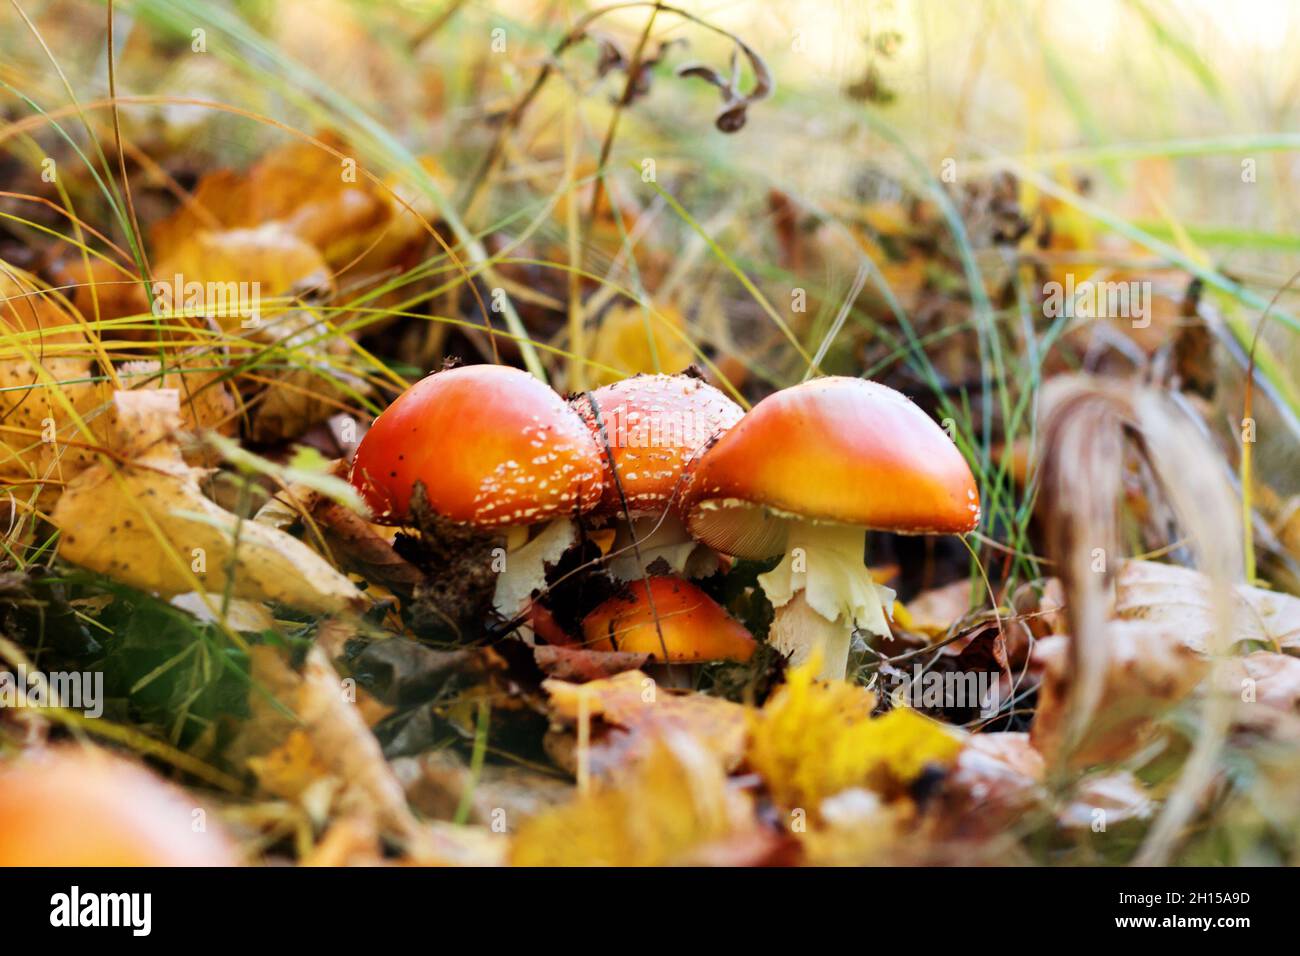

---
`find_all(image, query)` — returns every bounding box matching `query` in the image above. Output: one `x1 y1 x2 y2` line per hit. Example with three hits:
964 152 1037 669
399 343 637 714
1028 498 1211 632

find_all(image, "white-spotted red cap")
683 376 980 558
571 373 743 519
351 364 604 526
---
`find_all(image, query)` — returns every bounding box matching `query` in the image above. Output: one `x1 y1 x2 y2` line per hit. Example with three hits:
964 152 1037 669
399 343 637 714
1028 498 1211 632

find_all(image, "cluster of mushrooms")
349 364 980 681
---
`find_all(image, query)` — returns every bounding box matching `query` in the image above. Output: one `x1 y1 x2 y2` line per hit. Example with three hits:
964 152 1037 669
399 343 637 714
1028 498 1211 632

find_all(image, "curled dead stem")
1038 375 1241 865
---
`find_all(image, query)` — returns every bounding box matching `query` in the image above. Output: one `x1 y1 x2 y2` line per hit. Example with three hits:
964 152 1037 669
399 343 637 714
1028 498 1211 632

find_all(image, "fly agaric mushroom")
682 376 979 680
0 747 238 866
350 364 605 622
571 372 743 581
582 575 756 663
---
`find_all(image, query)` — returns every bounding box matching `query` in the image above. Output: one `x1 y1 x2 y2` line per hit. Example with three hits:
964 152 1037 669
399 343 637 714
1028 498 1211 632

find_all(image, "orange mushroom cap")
571 373 743 519
351 364 604 526
683 376 980 558
581 576 757 662
0 747 238 866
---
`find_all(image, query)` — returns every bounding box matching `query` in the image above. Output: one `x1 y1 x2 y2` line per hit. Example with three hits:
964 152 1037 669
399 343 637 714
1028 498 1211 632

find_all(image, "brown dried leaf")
532 645 651 682
1031 622 1208 768
544 669 749 776
939 731 1046 837
1116 559 1300 654
313 499 423 591
1216 651 1300 739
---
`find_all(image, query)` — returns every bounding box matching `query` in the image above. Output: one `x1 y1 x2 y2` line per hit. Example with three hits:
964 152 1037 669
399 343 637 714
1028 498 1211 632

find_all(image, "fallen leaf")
248 727 334 802
0 264 113 504
1216 651 1300 739
152 224 333 333
1031 621 1208 768
1115 559 1300 653
543 669 749 777
532 644 650 682
52 389 365 615
747 658 963 820
938 731 1046 837
589 303 696 387
509 732 762 866
1058 771 1154 830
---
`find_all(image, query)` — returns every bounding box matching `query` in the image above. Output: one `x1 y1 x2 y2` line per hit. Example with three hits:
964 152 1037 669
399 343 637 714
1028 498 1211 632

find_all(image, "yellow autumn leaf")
150 132 443 275
51 389 365 615
248 728 332 801
0 265 114 505
589 302 695 387
510 732 759 866
152 224 333 332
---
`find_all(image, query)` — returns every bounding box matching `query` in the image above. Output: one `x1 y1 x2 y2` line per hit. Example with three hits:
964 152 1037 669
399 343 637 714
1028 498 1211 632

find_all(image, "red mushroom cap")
351 364 604 526
683 376 980 558
571 373 743 519
581 576 757 662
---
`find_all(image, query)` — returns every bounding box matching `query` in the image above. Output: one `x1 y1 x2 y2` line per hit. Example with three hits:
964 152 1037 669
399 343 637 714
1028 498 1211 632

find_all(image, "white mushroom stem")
757 522 895 680
606 513 718 582
492 519 578 632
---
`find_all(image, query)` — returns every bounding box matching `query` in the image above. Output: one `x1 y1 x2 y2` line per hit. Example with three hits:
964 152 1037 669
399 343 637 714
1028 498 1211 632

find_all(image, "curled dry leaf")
1031 622 1208 769
1116 558 1300 654
313 499 424 591
255 470 422 592
297 644 422 840
239 643 469 863
52 389 365 616
676 38 774 132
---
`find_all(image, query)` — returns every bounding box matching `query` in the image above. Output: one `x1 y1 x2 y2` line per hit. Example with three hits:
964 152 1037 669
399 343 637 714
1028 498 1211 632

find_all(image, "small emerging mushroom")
571 372 743 581
582 575 757 667
350 364 605 621
682 376 979 680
